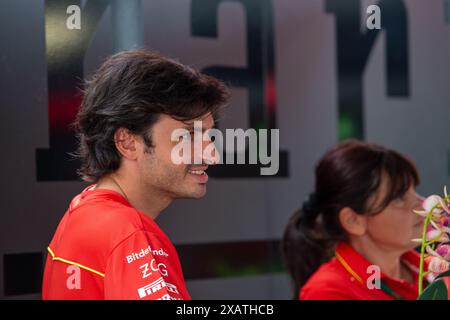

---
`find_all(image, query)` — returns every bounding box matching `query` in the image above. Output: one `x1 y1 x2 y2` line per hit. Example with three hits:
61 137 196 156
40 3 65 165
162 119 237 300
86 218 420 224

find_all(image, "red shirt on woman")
300 241 448 300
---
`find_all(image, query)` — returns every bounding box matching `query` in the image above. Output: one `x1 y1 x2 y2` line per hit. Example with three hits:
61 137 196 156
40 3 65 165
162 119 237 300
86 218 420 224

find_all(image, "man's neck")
349 237 406 280
95 173 172 220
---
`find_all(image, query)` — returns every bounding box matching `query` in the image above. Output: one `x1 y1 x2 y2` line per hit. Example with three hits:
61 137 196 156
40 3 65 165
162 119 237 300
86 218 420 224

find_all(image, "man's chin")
177 185 207 199
192 185 207 198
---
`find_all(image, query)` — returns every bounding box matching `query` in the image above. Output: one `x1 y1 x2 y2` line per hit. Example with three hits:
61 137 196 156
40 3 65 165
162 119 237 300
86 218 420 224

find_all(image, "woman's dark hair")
74 49 230 181
282 139 419 298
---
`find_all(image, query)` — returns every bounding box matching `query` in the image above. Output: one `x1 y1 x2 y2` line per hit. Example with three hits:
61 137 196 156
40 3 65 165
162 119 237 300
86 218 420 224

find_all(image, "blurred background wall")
1 0 450 299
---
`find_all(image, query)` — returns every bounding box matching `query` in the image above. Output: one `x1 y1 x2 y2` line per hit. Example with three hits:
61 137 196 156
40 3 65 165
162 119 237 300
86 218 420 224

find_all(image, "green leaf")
435 270 450 280
418 279 448 300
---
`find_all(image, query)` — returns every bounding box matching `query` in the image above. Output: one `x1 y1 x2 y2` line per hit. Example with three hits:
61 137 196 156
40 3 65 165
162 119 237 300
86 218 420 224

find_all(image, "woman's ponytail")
282 193 334 299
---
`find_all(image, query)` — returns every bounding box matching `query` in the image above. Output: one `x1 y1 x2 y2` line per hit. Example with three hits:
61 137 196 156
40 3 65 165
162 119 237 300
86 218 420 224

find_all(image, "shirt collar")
335 241 426 284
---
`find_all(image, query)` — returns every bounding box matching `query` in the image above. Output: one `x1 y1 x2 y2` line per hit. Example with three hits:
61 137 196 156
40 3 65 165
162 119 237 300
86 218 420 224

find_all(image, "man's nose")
202 139 220 165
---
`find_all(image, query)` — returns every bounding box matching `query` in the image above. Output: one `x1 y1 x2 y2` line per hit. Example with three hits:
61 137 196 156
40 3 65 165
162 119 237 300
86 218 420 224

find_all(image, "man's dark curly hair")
74 49 230 182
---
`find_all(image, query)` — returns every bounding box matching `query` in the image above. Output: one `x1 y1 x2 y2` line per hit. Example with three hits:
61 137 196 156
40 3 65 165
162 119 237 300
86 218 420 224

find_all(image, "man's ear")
114 128 138 160
338 207 367 236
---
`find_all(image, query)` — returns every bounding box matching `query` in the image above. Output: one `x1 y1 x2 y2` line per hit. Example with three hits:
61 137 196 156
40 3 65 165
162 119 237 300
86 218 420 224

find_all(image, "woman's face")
365 178 424 252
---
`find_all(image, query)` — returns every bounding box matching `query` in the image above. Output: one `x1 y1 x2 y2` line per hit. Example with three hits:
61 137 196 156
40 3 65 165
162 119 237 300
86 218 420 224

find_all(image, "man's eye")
178 132 192 141
204 132 215 141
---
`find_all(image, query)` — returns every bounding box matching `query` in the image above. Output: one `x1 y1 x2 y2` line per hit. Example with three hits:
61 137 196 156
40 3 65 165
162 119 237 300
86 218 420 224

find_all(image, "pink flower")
428 256 449 274
440 215 450 227
426 230 449 242
423 195 445 214
436 244 450 261
412 228 450 244
429 219 450 235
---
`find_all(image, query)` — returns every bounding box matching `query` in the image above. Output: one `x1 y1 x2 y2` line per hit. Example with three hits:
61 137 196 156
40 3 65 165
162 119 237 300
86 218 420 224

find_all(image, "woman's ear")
338 207 367 236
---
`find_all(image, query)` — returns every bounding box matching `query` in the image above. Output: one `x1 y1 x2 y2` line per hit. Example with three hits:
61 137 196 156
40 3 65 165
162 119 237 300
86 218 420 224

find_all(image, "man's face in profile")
137 112 218 200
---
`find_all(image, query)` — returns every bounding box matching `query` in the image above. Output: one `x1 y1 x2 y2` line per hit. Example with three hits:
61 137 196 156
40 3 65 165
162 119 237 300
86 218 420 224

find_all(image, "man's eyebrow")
180 120 216 131
180 122 195 129
182 120 217 132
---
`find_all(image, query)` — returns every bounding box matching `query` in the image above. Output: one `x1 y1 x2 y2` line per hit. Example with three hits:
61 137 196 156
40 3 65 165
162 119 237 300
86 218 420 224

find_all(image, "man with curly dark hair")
43 49 229 300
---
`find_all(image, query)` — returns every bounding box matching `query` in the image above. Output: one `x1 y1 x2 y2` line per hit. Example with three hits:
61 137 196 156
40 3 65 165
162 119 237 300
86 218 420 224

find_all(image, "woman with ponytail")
282 139 428 300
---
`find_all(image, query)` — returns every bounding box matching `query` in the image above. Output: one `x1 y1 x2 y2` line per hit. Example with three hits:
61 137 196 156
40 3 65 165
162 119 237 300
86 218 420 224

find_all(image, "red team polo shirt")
300 241 450 300
42 185 191 300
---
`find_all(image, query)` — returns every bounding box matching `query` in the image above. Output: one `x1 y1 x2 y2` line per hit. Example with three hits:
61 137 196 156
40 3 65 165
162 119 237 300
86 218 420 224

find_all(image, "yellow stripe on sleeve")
47 247 105 278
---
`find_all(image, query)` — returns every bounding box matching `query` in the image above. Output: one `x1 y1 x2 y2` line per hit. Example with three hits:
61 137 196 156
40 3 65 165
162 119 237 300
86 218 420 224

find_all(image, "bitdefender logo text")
126 245 169 264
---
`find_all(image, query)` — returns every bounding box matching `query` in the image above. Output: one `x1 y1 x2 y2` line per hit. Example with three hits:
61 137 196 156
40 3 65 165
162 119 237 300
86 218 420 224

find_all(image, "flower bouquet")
412 187 450 300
